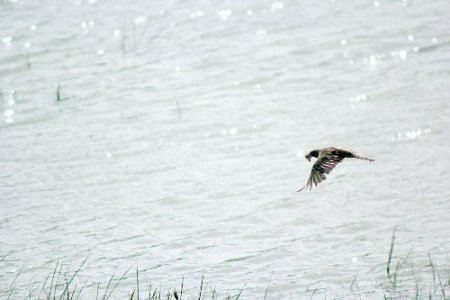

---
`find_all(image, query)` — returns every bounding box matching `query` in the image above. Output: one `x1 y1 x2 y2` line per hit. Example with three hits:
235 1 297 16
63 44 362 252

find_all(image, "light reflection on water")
1 0 450 298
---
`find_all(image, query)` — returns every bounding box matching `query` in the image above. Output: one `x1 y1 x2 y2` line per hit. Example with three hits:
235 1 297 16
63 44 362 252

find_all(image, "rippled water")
1 0 450 298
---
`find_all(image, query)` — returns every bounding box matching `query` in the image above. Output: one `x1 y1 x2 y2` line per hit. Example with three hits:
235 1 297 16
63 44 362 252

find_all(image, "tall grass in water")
382 227 449 299
55 83 63 102
386 227 396 276
1 259 246 300
2 233 449 299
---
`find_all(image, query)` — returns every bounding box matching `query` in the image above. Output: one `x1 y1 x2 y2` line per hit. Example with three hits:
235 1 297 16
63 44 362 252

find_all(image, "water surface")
1 0 450 298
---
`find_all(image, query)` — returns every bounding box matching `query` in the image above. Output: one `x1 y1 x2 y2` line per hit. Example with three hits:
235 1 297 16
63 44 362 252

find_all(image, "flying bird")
297 147 374 191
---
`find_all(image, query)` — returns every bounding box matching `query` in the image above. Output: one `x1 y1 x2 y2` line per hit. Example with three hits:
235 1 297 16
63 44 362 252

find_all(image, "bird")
297 147 374 191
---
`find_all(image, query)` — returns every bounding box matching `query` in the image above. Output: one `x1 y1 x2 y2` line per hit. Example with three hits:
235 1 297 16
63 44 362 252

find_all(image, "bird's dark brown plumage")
297 147 374 191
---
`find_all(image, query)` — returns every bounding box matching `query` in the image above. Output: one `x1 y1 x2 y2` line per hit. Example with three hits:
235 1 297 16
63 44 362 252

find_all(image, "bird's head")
305 149 320 161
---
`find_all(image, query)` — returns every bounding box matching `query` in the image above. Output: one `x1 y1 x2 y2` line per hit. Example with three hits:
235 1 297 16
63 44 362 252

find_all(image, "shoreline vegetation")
1 231 449 299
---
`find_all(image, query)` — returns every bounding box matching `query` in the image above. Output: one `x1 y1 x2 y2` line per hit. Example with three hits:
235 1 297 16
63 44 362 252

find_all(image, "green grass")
1 233 449 299
382 228 449 299
1 260 245 300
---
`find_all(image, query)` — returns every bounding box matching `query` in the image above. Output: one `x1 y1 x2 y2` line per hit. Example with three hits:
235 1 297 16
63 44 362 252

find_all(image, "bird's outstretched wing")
297 153 344 191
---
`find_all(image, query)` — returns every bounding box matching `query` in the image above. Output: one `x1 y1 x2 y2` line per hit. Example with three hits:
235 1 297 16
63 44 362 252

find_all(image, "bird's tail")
353 154 375 161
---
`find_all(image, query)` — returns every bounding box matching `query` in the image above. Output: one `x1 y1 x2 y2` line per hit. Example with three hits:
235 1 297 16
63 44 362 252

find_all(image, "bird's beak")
305 155 311 162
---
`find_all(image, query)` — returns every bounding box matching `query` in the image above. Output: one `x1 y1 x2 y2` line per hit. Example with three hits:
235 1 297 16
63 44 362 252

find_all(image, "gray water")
1 0 450 298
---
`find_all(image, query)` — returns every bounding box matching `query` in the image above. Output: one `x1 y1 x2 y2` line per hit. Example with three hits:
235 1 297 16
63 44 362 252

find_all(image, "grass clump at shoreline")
382 228 449 299
1 231 449 299
1 257 245 300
